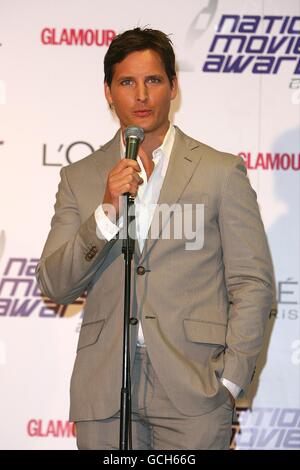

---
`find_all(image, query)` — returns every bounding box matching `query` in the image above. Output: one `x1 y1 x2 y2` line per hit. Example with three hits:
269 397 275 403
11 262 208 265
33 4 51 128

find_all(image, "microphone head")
125 126 144 143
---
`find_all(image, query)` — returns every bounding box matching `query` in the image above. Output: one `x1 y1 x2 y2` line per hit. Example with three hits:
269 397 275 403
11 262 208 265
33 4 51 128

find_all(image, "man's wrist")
95 204 120 241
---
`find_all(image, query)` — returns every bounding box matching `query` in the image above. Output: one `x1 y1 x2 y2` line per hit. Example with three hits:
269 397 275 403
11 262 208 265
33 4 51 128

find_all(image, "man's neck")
139 124 170 180
139 122 170 160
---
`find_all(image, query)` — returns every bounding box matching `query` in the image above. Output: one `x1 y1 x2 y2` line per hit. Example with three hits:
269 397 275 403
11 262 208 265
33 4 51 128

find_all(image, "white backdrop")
0 0 299 449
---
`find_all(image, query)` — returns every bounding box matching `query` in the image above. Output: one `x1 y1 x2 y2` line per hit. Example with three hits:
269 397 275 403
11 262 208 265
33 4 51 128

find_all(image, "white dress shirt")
94 125 241 399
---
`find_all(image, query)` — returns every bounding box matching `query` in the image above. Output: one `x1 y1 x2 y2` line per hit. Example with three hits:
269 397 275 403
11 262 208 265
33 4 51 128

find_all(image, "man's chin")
121 119 167 135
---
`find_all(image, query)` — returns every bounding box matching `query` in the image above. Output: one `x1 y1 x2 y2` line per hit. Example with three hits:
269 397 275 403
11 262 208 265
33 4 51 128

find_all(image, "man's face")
104 49 177 137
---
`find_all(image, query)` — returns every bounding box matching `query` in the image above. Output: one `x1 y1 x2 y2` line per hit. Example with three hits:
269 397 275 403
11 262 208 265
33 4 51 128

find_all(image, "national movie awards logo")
178 1 300 82
232 407 300 449
0 256 85 318
202 14 300 76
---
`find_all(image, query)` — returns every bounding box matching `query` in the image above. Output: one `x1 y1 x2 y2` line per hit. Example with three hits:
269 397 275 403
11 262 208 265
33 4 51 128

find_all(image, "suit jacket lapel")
140 127 203 262
93 129 121 176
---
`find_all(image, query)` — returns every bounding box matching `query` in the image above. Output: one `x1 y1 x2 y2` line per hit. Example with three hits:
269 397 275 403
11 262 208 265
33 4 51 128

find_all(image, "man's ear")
171 76 178 101
104 82 113 107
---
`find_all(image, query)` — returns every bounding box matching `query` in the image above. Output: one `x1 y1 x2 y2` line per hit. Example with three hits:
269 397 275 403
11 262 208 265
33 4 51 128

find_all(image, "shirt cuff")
95 204 120 241
221 377 241 399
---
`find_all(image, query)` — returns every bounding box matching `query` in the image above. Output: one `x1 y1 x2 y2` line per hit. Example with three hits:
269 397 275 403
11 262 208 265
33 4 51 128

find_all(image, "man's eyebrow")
116 75 134 81
146 74 164 79
116 74 165 81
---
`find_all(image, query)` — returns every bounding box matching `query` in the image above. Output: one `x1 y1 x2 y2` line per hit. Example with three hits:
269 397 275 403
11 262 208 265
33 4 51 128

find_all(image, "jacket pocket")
77 319 105 352
183 319 227 346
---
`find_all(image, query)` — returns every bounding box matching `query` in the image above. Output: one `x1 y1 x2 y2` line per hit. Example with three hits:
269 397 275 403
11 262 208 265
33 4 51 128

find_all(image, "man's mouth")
133 109 152 118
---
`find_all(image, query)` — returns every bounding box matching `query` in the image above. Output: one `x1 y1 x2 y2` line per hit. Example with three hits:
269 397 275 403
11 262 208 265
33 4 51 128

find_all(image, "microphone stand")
119 126 144 450
119 192 136 450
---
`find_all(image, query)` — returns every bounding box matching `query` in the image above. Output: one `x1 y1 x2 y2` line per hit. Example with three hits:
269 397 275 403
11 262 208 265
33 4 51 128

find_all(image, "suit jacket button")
136 266 146 275
129 317 138 325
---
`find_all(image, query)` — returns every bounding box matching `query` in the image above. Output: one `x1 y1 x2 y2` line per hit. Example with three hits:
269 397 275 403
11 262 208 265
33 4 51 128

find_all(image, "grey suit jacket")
36 126 274 421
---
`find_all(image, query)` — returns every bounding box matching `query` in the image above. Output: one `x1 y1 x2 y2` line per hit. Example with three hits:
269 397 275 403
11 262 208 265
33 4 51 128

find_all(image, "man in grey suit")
37 27 274 449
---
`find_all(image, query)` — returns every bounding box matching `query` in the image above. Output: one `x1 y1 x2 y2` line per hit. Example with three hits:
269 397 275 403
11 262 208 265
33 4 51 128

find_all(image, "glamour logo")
239 151 300 170
27 419 75 438
0 258 85 317
41 28 116 47
203 15 300 75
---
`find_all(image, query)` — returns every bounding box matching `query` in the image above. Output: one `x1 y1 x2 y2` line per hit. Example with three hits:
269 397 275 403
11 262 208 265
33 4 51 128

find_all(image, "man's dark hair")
104 27 176 87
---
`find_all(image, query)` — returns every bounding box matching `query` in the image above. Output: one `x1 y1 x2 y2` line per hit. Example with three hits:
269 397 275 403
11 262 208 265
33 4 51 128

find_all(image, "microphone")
124 126 144 204
124 126 144 160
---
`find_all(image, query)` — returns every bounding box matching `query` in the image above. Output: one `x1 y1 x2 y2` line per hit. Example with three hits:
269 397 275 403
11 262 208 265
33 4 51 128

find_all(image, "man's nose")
136 82 148 102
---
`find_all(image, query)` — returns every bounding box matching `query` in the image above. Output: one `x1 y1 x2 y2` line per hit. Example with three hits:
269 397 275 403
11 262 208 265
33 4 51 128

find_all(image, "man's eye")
120 79 134 86
147 77 161 84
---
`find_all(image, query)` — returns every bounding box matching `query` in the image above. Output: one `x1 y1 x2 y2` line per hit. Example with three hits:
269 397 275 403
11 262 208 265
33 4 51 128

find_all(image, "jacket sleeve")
218 157 274 390
36 166 117 304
